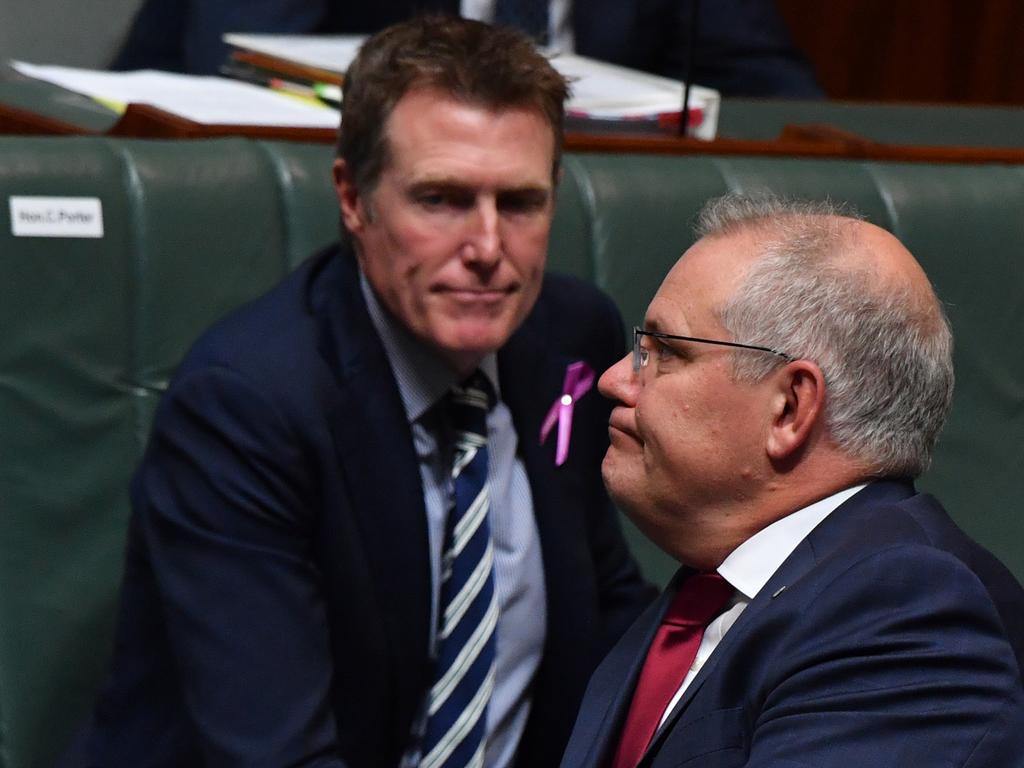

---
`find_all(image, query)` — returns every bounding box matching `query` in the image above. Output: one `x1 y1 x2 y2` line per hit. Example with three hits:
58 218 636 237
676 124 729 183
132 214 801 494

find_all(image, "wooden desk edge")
2 102 1024 164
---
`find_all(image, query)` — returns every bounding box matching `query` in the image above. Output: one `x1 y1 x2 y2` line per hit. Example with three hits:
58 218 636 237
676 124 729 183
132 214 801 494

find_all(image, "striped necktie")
420 372 498 768
494 0 550 45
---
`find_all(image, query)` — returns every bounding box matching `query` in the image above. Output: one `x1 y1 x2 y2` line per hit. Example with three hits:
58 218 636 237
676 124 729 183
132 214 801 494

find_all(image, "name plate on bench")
9 196 104 238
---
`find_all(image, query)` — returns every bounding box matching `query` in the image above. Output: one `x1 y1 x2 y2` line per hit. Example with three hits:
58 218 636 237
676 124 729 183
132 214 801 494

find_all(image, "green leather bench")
717 98 1024 147
2 135 1023 768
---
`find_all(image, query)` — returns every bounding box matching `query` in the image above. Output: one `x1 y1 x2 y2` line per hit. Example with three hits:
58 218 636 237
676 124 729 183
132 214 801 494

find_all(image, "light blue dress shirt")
360 275 547 768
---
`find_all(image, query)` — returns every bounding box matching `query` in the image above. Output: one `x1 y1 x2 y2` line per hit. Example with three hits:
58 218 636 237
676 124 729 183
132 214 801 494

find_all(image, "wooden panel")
777 0 1024 105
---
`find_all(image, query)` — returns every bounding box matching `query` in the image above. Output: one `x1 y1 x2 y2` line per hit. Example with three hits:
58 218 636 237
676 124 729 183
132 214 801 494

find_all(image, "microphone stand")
679 0 701 137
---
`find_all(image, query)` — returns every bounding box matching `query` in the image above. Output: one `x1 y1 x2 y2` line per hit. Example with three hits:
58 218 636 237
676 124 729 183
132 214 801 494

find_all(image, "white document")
11 61 340 128
552 53 720 139
224 33 364 75
221 34 720 138
12 34 720 137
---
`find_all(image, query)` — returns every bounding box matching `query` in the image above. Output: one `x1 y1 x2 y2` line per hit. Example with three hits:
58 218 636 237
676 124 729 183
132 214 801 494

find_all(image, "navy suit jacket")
111 0 822 98
561 481 1024 768
63 245 653 767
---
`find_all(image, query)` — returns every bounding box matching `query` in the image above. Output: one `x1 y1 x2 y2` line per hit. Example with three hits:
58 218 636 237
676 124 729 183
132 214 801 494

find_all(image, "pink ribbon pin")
539 361 595 466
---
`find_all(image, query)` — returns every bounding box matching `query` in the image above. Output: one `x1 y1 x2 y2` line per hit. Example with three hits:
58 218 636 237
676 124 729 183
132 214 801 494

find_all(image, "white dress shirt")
658 484 868 728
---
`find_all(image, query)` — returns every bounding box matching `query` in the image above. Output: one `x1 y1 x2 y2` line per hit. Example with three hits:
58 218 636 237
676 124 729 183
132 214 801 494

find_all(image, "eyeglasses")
632 326 794 373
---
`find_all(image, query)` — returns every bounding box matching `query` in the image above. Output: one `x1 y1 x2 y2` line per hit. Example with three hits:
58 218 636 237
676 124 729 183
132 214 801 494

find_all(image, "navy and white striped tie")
420 372 498 768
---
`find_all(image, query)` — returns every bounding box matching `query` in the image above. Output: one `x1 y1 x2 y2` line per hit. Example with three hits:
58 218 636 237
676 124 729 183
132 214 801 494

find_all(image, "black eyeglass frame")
632 326 795 372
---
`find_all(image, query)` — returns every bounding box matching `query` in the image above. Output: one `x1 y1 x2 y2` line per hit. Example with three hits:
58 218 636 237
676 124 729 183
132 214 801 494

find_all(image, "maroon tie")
611 572 734 768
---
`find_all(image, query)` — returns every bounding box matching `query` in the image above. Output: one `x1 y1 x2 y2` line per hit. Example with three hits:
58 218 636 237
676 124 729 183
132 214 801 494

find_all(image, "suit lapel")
311 248 433 694
499 316 633 763
646 480 918 755
500 316 626 663
498 325 574 628
498 325 564 542
574 574 688 768
642 547 818 757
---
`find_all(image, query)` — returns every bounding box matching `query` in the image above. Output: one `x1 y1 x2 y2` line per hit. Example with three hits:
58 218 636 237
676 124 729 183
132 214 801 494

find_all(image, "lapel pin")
771 586 787 599
539 360 595 466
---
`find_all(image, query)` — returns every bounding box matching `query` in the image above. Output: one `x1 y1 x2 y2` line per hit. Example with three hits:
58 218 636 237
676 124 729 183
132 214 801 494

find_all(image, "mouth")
448 287 511 298
435 285 518 305
608 408 640 443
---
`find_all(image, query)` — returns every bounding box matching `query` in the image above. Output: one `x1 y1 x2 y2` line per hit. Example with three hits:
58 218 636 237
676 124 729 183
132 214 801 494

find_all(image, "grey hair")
696 193 954 478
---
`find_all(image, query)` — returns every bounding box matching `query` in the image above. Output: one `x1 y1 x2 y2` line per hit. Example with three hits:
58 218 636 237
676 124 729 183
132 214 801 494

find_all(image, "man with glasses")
561 194 1024 768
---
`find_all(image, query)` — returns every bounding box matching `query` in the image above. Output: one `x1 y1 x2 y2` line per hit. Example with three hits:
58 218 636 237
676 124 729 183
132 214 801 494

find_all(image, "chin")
442 321 518 356
602 454 640 511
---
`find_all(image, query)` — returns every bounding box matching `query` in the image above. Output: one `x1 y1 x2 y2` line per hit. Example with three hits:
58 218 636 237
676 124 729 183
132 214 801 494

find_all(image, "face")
334 87 556 375
599 230 778 567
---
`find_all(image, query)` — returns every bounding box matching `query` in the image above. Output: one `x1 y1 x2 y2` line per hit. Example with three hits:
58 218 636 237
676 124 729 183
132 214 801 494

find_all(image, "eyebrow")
408 176 552 194
642 315 685 336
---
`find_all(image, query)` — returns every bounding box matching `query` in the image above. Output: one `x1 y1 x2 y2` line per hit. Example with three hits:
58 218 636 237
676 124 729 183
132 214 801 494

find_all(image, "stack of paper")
223 33 359 82
223 33 720 139
10 34 720 139
10 61 339 128
553 54 719 139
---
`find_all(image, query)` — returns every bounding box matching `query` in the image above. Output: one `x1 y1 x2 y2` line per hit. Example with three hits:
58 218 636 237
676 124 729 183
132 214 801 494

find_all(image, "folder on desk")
222 33 721 140
2 34 719 141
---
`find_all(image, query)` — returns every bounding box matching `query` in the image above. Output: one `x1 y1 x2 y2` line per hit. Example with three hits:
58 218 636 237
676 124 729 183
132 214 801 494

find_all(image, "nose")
461 197 501 267
598 352 640 405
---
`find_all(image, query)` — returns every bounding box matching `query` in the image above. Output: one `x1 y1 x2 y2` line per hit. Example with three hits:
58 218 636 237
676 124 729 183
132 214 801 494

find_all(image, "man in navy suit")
111 0 822 98
63 17 653 767
561 195 1024 768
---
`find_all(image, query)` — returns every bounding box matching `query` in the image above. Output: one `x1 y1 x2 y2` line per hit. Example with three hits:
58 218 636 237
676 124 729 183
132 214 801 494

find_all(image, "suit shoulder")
518 272 626 373
537 271 620 317
174 248 336 385
831 494 1023 598
801 513 1024 657
795 494 1022 631
531 271 623 339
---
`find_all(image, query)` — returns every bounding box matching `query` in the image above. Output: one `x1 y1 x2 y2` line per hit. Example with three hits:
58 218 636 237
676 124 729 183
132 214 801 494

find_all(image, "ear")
333 158 368 235
765 360 826 462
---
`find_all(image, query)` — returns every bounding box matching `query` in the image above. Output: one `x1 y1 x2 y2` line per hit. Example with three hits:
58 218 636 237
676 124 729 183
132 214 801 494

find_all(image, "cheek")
378 241 444 303
636 396 689 450
637 391 729 480
379 205 454 257
505 218 551 265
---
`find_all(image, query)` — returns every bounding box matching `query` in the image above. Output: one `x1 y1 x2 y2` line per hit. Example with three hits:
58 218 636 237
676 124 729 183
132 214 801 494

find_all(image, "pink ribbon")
539 361 595 466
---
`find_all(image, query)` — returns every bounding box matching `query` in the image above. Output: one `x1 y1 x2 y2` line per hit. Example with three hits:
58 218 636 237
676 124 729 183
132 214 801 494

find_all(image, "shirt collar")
717 484 868 600
360 271 500 424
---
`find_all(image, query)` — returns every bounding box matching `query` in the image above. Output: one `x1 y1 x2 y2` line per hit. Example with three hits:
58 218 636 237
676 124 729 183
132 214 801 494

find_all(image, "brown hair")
336 15 569 194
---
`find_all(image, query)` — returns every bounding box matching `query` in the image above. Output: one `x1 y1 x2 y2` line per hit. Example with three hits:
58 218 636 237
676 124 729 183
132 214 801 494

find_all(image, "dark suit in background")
62 246 652 767
111 0 823 97
561 480 1024 767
